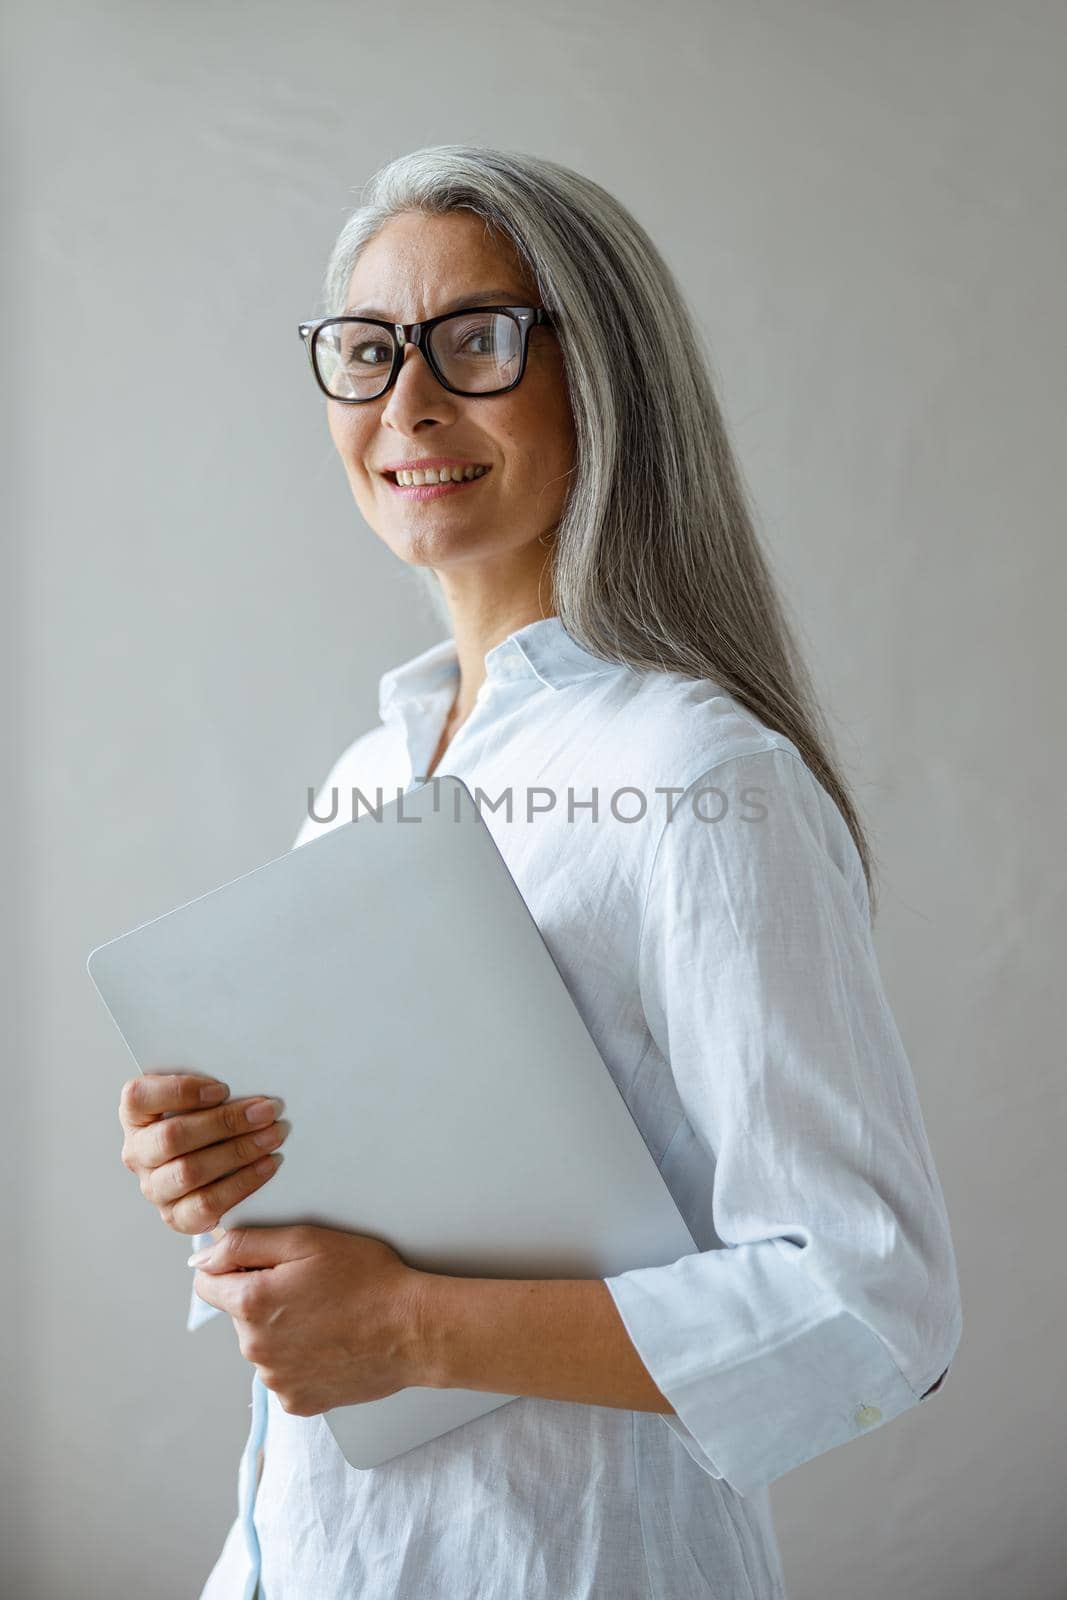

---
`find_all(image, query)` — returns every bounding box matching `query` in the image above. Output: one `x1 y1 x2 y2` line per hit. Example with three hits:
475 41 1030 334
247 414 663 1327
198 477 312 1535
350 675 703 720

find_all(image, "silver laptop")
87 775 697 1469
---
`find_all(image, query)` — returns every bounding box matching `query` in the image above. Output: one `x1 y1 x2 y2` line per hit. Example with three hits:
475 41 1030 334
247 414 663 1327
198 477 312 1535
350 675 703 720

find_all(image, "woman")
118 145 962 1599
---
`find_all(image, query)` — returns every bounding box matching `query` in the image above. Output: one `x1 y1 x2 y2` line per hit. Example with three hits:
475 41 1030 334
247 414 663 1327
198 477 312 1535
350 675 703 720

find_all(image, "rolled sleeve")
603 744 963 1497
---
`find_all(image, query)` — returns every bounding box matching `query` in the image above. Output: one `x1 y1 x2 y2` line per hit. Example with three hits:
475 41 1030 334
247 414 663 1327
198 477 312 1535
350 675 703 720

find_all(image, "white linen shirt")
189 615 962 1600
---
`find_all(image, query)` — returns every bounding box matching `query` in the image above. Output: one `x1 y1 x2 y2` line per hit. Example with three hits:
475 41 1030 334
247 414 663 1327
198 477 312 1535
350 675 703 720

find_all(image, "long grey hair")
320 145 880 917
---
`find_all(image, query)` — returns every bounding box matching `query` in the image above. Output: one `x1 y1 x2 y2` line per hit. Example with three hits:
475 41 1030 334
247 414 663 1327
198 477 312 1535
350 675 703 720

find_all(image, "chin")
384 525 490 567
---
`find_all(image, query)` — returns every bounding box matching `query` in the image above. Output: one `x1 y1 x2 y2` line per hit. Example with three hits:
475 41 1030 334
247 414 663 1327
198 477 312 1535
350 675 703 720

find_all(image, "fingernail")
187 1245 215 1267
246 1099 276 1126
200 1082 229 1104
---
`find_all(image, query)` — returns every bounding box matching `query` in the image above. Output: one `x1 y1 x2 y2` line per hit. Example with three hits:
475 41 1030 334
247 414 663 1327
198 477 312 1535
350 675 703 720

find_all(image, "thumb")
187 1224 316 1273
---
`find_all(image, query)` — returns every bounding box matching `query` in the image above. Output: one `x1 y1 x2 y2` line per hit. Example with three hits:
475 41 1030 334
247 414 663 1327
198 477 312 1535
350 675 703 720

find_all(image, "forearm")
411 1272 674 1414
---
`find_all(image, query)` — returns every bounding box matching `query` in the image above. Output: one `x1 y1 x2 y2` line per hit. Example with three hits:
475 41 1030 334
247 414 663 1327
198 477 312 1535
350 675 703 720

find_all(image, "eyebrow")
342 288 526 320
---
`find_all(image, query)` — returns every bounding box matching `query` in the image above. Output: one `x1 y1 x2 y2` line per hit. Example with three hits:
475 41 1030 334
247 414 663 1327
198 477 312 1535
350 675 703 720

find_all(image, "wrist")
404 1269 450 1389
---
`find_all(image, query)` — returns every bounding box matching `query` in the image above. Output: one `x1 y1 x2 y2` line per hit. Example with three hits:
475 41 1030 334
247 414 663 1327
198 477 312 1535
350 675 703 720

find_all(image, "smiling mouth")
383 464 491 486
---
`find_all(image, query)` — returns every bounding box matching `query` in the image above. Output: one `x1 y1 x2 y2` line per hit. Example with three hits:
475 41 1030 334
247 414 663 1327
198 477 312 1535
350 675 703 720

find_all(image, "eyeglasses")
297 304 555 403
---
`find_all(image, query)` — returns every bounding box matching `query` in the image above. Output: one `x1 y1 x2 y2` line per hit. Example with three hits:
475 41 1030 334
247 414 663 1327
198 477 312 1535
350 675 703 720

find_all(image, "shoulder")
290 721 405 849
610 667 800 791
618 673 867 920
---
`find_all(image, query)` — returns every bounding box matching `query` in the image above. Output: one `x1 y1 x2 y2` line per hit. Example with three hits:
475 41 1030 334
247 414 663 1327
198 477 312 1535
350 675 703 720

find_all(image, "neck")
433 559 558 720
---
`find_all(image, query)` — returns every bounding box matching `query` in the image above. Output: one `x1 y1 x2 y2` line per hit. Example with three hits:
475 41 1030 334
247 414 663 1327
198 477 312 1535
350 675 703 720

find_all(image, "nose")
380 341 458 429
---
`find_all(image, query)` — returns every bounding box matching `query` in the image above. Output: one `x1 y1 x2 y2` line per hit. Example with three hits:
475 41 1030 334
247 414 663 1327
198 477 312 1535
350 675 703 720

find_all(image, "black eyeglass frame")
296 305 556 403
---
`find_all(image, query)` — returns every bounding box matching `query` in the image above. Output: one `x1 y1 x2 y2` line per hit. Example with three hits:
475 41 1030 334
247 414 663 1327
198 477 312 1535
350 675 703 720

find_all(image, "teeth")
394 464 488 486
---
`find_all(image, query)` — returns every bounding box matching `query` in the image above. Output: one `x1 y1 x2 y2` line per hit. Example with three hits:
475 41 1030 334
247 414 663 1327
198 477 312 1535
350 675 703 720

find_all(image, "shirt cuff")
186 1230 224 1332
604 1252 953 1498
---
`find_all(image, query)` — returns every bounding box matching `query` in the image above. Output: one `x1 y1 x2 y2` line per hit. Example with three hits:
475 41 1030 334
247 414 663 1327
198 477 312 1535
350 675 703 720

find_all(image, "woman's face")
327 210 576 584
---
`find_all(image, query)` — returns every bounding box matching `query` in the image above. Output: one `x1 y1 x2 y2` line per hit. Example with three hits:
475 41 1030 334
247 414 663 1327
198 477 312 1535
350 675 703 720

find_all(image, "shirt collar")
377 615 625 720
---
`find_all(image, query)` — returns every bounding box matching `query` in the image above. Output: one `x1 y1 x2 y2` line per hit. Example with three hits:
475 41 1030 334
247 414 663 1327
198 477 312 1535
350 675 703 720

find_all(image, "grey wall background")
5 1 1065 1596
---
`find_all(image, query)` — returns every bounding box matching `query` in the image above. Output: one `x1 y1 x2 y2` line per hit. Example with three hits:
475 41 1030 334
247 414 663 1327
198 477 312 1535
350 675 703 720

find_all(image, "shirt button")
855 1404 882 1427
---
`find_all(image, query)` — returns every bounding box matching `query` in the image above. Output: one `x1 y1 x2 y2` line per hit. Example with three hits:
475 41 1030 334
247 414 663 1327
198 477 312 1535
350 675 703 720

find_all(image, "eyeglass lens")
314 311 523 399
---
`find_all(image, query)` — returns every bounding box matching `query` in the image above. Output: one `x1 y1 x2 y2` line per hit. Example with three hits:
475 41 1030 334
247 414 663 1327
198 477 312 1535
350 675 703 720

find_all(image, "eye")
457 329 493 355
344 338 393 367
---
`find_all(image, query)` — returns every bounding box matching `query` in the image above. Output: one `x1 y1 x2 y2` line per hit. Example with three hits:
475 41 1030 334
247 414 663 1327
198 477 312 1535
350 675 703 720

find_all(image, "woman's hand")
118 1071 290 1235
189 1224 430 1414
